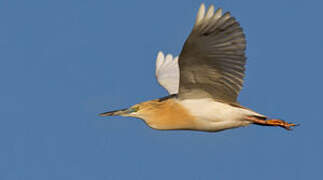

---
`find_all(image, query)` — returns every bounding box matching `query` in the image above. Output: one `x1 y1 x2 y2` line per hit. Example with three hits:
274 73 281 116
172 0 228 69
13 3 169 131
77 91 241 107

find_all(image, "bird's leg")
246 116 298 130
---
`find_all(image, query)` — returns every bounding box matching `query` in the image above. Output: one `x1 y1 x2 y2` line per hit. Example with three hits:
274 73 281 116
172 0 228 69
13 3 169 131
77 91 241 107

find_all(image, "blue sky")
1 0 322 179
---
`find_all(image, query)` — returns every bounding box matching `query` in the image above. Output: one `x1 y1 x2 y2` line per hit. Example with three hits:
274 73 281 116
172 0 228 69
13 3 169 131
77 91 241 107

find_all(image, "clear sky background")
1 0 322 179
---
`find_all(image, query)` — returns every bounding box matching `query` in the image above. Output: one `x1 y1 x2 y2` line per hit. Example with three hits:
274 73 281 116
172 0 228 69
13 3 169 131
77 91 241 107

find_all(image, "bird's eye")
129 106 139 113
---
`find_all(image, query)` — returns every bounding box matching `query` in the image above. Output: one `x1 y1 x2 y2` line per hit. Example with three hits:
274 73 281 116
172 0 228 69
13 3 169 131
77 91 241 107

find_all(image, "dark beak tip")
99 108 128 117
99 113 111 117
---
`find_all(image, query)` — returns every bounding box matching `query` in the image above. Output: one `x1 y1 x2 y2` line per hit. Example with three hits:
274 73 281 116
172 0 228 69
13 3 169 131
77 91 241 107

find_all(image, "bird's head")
99 98 197 130
99 100 161 120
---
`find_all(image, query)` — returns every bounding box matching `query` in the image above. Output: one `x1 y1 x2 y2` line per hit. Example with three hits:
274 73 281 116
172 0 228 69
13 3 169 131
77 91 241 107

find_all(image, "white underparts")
177 98 265 131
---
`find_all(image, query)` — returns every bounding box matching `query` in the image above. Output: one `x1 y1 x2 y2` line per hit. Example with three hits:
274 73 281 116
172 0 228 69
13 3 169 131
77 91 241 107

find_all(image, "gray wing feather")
178 4 246 103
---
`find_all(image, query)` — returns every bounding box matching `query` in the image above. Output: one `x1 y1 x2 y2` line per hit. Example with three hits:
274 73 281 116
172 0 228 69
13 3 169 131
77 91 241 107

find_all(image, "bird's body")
120 95 264 131
100 3 297 132
177 98 263 131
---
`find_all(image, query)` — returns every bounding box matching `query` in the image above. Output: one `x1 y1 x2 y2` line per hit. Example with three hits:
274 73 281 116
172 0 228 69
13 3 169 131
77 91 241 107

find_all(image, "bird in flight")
100 3 297 132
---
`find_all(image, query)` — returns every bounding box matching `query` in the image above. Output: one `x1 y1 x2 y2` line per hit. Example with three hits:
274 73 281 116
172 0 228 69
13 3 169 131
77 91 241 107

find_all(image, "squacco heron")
100 4 297 132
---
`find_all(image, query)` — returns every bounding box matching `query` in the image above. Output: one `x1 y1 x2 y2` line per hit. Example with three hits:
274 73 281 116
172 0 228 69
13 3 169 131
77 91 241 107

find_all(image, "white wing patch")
155 51 179 94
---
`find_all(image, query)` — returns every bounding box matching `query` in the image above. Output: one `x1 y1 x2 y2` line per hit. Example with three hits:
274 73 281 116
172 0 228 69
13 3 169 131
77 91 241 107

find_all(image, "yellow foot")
247 116 299 130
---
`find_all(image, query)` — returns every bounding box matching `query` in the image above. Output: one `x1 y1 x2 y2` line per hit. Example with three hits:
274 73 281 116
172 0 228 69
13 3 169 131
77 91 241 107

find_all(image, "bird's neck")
141 99 197 130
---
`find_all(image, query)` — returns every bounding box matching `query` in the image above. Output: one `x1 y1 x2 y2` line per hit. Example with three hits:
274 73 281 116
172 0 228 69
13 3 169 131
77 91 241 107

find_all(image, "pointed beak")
99 108 129 116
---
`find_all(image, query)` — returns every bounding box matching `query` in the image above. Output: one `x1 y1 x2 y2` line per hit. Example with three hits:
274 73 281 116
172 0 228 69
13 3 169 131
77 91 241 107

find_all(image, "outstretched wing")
178 4 247 103
155 51 179 94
